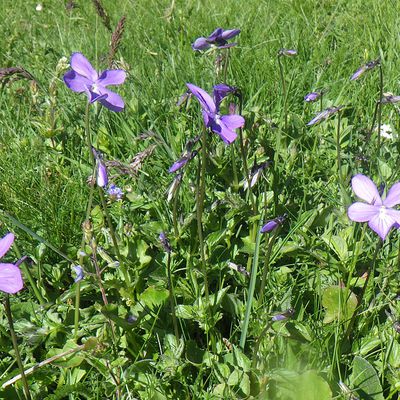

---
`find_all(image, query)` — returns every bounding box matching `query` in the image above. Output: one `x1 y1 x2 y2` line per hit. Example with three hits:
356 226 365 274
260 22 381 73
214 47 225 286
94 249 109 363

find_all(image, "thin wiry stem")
239 207 264 349
277 55 288 132
344 239 381 342
4 295 32 400
258 228 280 304
377 64 384 152
336 111 342 182
167 252 180 339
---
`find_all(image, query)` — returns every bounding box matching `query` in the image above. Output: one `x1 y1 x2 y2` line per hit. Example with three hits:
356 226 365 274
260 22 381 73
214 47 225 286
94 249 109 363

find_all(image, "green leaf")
273 370 332 400
140 286 169 308
350 356 384 400
322 285 357 324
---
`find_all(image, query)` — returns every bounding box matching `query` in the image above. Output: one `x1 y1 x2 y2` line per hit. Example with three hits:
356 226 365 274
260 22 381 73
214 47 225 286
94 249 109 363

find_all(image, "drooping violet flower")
213 83 239 106
159 232 172 253
271 308 295 322
381 93 400 104
92 147 108 187
278 49 297 57
64 52 126 112
73 265 84 282
192 28 240 51
347 174 400 240
0 233 24 294
306 105 343 126
304 92 321 102
227 262 250 277
260 214 286 233
97 161 108 187
350 58 380 81
107 184 123 200
169 150 198 173
167 173 183 202
243 160 271 190
186 83 245 144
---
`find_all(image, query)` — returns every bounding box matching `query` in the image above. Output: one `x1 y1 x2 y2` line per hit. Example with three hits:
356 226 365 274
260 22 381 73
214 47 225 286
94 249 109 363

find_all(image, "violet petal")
63 70 92 93
70 52 98 81
0 233 14 259
347 202 378 222
186 83 216 115
0 263 23 294
383 182 400 207
98 70 126 86
351 174 382 205
192 37 210 51
97 87 125 112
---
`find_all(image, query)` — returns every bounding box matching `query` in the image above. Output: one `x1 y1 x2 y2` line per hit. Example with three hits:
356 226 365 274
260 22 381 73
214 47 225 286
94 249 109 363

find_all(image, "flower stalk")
4 294 32 400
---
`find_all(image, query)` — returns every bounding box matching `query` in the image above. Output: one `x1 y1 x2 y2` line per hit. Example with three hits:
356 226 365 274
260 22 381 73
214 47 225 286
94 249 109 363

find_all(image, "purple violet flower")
381 93 400 104
278 49 297 57
244 161 271 190
64 52 126 112
350 58 380 81
169 150 198 173
167 173 183 202
97 161 108 187
186 83 245 144
0 233 24 294
192 28 240 51
73 265 84 282
107 184 124 200
261 215 286 233
307 105 343 126
348 174 400 240
271 308 295 322
159 232 172 253
304 92 321 102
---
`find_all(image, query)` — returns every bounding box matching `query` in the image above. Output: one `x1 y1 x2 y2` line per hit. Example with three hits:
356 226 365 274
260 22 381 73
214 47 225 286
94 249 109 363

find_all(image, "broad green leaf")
350 356 384 400
140 285 169 308
322 285 357 324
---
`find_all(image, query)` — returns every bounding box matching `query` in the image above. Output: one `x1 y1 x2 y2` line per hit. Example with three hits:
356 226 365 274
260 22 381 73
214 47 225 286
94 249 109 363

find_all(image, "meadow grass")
1 0 400 398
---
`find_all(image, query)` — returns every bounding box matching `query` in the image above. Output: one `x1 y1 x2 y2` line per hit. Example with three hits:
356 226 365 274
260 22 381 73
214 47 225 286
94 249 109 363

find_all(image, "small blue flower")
107 184 123 200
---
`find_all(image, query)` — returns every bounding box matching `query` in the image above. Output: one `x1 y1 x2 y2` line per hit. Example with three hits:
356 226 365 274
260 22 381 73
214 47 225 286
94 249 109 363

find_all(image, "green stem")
240 209 263 349
258 229 280 304
13 243 46 305
231 145 239 191
319 93 323 113
251 320 272 369
196 129 210 304
98 188 122 262
167 252 179 339
336 111 342 182
377 64 383 153
344 239 381 341
196 128 215 350
172 190 179 239
4 295 32 400
277 56 288 132
222 48 230 83
237 92 256 213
